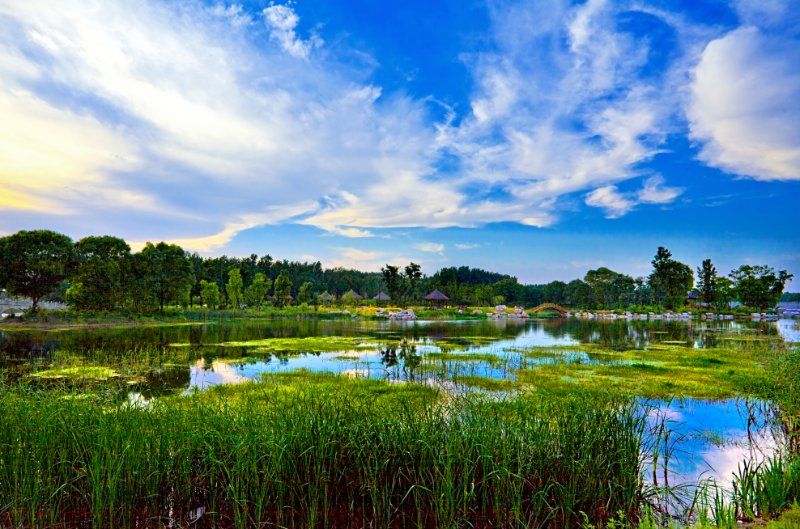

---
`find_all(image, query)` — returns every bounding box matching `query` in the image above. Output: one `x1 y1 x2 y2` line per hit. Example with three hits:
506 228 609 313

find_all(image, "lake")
1 316 796 495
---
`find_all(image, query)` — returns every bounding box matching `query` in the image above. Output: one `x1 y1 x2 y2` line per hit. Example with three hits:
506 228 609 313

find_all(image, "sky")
1 0 798 285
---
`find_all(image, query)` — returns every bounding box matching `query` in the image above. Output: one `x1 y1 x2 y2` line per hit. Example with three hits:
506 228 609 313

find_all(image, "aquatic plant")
0 374 644 529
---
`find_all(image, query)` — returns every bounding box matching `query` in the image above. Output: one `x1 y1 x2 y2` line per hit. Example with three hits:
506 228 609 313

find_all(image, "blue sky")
1 0 798 285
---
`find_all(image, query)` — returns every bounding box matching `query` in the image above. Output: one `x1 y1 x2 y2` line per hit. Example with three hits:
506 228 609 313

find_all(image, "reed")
0 374 644 529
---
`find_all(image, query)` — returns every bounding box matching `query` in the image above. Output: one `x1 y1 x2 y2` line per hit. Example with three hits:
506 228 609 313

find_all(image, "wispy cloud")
455 243 480 250
413 242 445 255
263 3 322 59
0 0 795 250
585 175 683 218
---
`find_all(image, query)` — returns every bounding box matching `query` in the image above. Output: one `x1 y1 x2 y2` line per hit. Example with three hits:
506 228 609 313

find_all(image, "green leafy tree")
473 284 495 306
381 265 404 303
713 276 735 311
696 259 718 304
729 265 793 309
226 268 244 309
273 269 293 306
649 247 693 309
200 280 220 309
564 279 593 308
137 242 193 312
493 278 524 304
68 236 130 310
297 281 314 304
404 262 422 301
541 281 567 305
584 267 635 308
245 272 271 308
0 230 75 310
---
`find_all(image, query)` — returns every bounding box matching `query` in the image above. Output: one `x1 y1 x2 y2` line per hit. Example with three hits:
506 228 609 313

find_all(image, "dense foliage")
0 229 793 312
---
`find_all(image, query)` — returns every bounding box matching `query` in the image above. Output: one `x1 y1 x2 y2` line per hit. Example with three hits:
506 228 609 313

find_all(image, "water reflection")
1 316 794 515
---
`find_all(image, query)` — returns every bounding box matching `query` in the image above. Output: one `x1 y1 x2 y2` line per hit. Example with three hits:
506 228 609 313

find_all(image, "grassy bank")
0 305 497 330
0 373 644 529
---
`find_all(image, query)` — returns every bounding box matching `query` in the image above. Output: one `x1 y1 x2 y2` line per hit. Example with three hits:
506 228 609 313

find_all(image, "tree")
68 236 130 310
404 262 422 301
541 281 567 305
696 259 718 304
381 265 404 303
584 267 634 308
136 242 193 312
226 269 244 309
713 276 735 311
200 280 220 309
297 281 314 304
473 284 495 306
564 279 592 308
493 278 524 304
273 269 292 306
0 230 75 310
245 272 271 308
729 265 793 309
649 247 693 309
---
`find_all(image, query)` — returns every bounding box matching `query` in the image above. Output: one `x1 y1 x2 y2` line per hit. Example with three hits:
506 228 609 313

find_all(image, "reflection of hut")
318 291 334 305
374 291 390 302
424 290 449 306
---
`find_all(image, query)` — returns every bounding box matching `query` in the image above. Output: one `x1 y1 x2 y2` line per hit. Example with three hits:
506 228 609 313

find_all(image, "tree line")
0 230 793 312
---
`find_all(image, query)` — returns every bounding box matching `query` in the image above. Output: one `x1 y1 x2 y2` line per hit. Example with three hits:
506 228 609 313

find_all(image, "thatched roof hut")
424 290 449 305
318 291 334 303
374 291 390 301
343 289 364 300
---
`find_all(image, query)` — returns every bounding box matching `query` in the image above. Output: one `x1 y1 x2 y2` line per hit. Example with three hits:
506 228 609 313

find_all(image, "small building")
344 289 364 300
374 291 390 301
318 291 334 305
424 290 449 306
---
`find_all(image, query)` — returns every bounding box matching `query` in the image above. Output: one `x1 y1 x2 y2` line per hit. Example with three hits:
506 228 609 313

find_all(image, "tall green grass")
0 376 644 528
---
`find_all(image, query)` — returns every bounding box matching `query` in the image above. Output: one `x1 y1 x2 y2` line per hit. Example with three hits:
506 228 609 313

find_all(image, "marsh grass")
0 373 644 529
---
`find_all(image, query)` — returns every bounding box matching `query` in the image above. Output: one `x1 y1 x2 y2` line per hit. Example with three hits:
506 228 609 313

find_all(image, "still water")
1 316 797 491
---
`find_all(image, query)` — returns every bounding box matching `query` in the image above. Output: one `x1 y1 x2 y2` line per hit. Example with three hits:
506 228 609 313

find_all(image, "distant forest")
0 229 794 312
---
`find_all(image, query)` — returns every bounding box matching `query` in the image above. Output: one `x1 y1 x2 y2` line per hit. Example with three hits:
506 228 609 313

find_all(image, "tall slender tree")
226 269 244 309
696 259 718 304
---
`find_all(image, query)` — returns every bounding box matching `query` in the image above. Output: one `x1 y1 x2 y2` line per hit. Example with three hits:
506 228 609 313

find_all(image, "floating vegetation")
218 336 383 353
29 366 118 381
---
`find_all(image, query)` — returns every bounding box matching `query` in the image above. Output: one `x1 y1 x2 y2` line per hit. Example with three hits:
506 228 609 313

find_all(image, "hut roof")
344 289 364 299
318 292 334 301
424 290 449 301
374 291 391 301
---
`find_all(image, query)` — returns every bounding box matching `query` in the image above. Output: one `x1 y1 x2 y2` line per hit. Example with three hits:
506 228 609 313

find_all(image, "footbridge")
530 303 570 315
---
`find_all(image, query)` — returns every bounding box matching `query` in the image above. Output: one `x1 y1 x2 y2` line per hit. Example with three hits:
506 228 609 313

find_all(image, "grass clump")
218 335 380 353
516 343 776 399
0 374 644 529
29 366 118 381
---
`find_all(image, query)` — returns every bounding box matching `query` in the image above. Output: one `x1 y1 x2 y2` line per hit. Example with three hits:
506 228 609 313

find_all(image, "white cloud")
585 175 683 218
335 247 380 262
585 186 636 218
0 0 794 249
262 3 322 59
688 26 800 181
413 242 445 255
326 247 413 272
0 0 440 247
455 243 479 250
637 175 683 204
